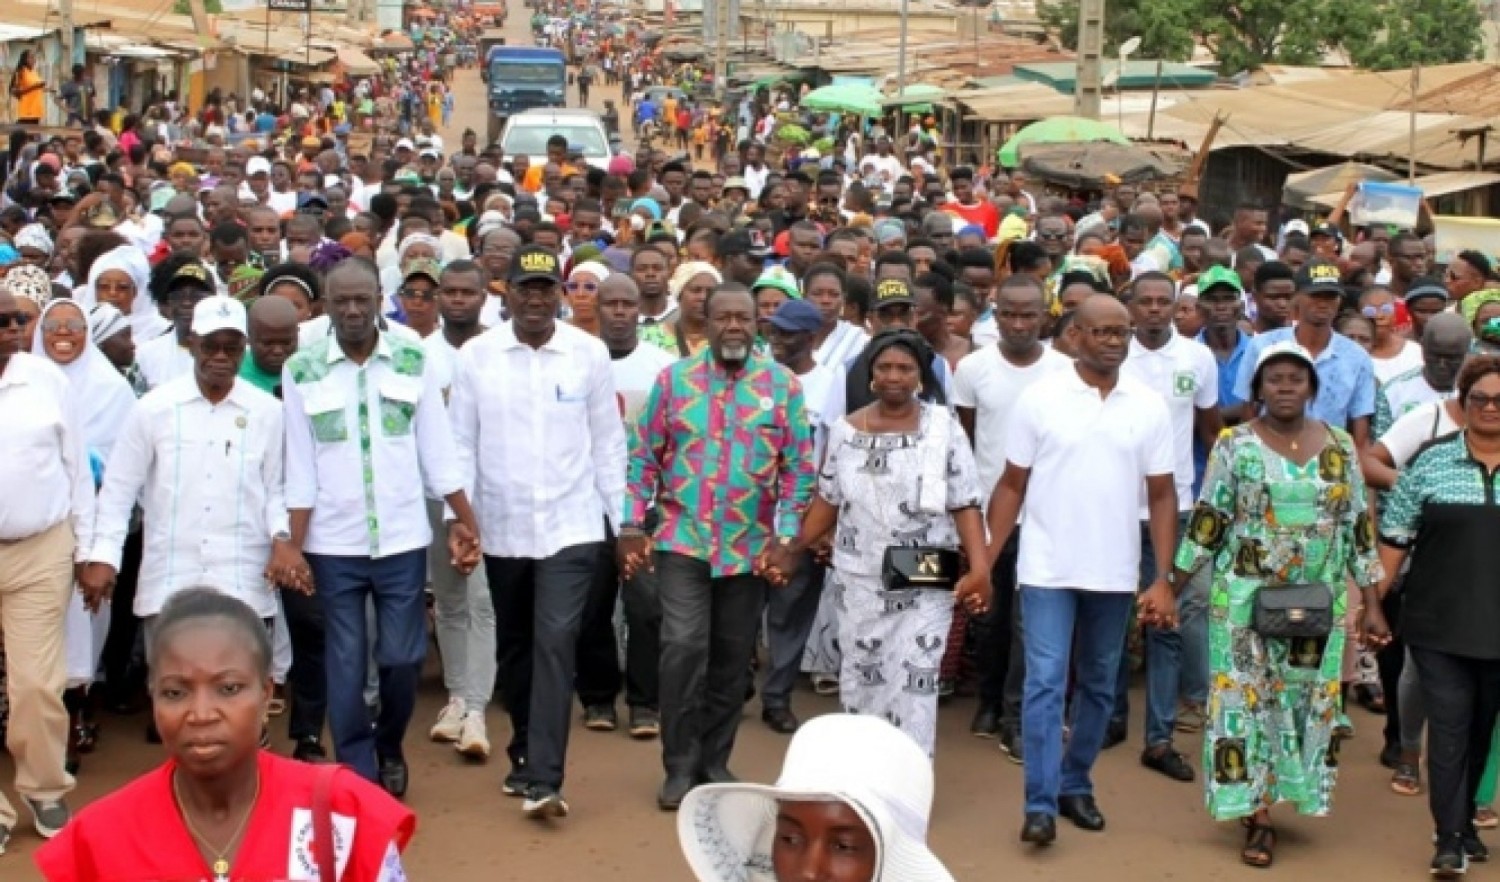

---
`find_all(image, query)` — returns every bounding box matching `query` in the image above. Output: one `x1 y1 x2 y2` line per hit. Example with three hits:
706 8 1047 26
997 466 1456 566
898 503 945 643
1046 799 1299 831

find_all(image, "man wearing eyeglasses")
987 293 1179 846
0 284 93 844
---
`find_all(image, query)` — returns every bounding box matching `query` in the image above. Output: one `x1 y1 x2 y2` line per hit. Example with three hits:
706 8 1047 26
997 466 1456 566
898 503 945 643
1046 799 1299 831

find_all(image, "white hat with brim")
677 715 953 882
1253 338 1316 376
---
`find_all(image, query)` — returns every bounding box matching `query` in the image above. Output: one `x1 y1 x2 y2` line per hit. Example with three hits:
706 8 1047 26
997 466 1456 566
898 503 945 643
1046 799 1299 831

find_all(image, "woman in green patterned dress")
1147 341 1385 868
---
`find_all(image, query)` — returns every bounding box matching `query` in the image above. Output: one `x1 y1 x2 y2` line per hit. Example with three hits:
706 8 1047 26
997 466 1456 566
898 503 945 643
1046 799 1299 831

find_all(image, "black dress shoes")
1058 794 1106 831
1020 812 1057 845
379 756 409 799
762 707 799 734
658 775 695 812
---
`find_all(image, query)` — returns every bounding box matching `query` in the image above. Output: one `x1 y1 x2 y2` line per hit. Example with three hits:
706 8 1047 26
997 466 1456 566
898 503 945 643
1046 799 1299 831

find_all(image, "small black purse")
1252 583 1334 639
881 547 961 592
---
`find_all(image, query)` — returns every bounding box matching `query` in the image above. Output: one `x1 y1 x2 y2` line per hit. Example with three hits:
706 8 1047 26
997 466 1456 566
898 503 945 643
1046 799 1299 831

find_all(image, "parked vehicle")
481 45 566 144
499 108 613 171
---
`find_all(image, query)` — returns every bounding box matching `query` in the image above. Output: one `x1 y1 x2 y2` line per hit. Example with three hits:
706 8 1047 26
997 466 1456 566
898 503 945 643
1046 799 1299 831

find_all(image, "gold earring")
916 382 924 395
869 379 878 392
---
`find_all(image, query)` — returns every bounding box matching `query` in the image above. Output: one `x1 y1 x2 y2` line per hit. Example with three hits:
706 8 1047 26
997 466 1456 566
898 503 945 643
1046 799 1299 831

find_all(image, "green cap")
752 266 801 301
1196 265 1243 296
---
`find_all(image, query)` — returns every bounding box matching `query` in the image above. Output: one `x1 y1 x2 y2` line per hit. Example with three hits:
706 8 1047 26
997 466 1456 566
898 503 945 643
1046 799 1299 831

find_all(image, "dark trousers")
279 584 328 743
307 549 427 784
761 552 823 712
100 529 145 701
1411 646 1500 838
487 542 601 790
575 531 623 708
978 531 1024 722
658 552 765 778
1378 584 1405 751
622 560 662 711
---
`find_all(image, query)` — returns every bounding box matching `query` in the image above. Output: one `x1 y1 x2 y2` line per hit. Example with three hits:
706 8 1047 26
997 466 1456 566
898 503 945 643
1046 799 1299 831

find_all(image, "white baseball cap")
246 156 272 177
191 296 247 338
395 138 415 152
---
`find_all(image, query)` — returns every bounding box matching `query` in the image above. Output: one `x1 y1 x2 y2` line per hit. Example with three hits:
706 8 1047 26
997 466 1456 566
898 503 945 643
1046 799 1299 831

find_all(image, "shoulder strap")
1430 403 1442 440
313 763 342 882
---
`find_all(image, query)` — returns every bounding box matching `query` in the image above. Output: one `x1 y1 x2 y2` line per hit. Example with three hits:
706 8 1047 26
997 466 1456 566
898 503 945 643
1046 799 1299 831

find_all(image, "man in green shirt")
239 295 300 397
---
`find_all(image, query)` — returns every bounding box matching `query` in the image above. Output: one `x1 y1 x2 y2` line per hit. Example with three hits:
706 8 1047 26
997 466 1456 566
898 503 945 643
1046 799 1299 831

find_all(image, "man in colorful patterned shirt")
282 257 482 799
620 283 815 811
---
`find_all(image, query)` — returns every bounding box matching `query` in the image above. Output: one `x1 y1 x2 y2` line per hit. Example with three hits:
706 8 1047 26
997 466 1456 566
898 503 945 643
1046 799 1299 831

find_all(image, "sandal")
1242 822 1276 868
1477 807 1500 829
1390 762 1422 796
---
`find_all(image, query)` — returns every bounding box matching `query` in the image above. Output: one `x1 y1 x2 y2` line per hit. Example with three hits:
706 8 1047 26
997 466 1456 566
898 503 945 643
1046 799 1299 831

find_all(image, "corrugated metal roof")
0 23 50 41
1012 60 1216 94
1306 171 1500 208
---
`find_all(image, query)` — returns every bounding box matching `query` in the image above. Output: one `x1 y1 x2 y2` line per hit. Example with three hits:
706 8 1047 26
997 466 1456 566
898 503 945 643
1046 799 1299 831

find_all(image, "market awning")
1306 170 1500 208
337 46 378 75
276 46 335 66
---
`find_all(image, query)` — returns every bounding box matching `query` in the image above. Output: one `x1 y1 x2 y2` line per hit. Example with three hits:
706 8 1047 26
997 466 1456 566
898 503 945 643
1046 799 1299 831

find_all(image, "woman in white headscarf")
80 245 167 342
14 222 53 268
4 263 53 347
565 261 608 336
641 260 719 357
31 297 138 767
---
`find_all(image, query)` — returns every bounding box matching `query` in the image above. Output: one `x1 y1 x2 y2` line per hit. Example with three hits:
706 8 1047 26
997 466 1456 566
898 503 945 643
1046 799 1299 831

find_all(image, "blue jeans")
307 549 428 784
1112 519 1209 746
1021 586 1133 815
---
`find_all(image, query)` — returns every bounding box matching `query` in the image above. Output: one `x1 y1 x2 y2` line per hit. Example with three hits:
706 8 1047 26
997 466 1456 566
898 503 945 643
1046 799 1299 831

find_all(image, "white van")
499 108 613 171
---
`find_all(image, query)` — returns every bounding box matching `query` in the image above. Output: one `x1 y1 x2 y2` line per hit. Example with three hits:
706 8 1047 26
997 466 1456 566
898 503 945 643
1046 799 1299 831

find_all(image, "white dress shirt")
136 332 193 391
282 331 465 558
449 322 627 559
0 353 94 557
89 376 287 618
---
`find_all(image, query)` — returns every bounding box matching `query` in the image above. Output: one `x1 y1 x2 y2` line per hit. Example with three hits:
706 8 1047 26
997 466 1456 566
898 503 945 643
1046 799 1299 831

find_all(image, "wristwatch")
273 531 292 543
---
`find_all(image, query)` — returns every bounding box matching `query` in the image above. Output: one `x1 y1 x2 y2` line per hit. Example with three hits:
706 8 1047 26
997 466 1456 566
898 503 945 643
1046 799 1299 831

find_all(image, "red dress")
35 752 415 882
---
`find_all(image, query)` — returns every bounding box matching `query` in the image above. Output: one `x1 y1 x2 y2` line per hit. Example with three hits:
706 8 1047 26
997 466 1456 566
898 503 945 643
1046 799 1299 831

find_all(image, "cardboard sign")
1433 215 1500 265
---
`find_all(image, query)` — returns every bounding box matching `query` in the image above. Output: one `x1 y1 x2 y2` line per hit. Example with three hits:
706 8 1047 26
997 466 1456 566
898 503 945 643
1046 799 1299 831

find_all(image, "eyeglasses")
1361 303 1396 318
197 338 245 357
1037 231 1068 240
1467 392 1500 411
399 287 436 301
169 289 211 306
42 318 87 334
0 311 32 329
565 281 599 294
1084 325 1131 342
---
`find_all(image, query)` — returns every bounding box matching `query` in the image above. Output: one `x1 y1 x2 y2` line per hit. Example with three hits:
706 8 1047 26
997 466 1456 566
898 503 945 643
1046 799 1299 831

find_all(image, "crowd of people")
2 9 1500 879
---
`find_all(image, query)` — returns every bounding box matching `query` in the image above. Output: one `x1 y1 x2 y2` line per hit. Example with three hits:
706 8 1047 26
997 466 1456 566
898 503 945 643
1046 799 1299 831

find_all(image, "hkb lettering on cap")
1309 263 1340 281
520 252 556 272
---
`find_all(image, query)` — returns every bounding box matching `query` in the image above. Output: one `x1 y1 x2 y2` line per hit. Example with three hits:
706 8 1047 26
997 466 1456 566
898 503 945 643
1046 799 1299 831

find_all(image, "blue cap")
297 191 329 209
768 299 822 333
334 123 352 135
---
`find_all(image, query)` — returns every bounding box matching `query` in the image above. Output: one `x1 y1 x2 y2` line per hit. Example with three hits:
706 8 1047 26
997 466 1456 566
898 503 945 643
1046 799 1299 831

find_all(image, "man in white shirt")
136 260 216 391
449 246 626 821
952 275 1070 758
1113 271 1221 781
986 294 1178 846
0 288 93 842
85 295 297 632
422 260 499 761
759 300 837 734
592 273 675 740
282 257 481 799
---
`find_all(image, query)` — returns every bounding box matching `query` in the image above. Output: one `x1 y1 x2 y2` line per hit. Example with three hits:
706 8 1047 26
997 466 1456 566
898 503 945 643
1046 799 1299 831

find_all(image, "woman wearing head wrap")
81 245 169 342
643 261 720 357
88 302 148 396
31 298 139 766
14 222 54 268
565 261 608 336
5 262 53 348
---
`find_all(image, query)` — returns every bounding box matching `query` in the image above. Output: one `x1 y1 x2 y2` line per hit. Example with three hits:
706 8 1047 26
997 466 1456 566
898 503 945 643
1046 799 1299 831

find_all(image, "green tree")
172 0 224 13
1037 0 1199 61
1347 0 1484 70
1195 0 1382 74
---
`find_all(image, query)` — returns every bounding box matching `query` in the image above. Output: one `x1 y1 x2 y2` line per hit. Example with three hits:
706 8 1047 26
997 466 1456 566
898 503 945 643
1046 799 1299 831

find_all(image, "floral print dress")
1173 424 1380 821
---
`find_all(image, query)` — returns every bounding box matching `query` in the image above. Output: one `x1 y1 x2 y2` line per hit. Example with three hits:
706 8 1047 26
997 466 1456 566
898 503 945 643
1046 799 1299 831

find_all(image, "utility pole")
1075 0 1104 119
896 0 908 95
59 0 74 73
713 0 731 97
1408 63 1420 183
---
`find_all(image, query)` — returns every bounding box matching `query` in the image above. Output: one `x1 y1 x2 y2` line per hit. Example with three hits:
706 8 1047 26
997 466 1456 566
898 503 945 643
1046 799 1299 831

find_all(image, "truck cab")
481 45 566 144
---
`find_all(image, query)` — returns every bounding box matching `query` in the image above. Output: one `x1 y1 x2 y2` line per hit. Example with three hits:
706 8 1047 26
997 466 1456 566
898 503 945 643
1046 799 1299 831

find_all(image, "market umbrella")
882 83 947 109
1018 142 1182 190
997 115 1130 167
801 83 883 118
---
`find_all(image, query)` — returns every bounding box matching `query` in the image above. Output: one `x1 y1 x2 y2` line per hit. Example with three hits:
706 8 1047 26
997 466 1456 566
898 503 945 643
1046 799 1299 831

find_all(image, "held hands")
1359 601 1393 650
617 533 653 580
447 522 482 575
78 563 116 613
266 540 315 594
1137 578 1178 629
954 567 992 616
757 542 800 588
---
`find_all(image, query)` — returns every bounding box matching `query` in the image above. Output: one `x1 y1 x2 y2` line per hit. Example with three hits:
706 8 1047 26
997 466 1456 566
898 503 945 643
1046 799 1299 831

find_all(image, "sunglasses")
42 318 87 334
1467 391 1500 412
1361 303 1396 318
399 287 436 300
565 281 599 294
0 311 32 329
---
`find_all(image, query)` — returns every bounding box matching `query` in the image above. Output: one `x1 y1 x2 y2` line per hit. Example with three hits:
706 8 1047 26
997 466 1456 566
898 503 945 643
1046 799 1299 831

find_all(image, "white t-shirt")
611 340 676 425
1006 366 1175 592
970 312 999 348
1372 339 1425 385
795 362 838 464
951 344 1071 499
1120 331 1218 511
1378 400 1459 468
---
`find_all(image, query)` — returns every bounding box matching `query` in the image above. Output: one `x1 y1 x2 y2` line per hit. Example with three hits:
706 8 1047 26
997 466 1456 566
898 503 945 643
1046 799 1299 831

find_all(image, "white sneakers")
457 711 491 760
430 698 466 742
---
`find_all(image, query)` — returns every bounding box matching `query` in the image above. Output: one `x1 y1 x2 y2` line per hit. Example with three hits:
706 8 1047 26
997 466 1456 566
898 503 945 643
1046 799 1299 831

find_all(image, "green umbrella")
997 116 1130 167
801 83 883 118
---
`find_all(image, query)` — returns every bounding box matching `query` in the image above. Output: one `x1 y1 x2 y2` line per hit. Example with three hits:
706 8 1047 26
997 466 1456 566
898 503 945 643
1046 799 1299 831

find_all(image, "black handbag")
1252 583 1335 639
881 547 961 592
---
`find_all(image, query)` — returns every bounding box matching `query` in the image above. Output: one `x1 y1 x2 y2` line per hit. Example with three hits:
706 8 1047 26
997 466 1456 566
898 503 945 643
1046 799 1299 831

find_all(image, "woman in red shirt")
36 589 414 882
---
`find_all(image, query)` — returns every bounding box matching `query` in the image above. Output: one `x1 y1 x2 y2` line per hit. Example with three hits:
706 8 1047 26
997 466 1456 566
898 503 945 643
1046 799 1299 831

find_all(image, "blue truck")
481 45 567 144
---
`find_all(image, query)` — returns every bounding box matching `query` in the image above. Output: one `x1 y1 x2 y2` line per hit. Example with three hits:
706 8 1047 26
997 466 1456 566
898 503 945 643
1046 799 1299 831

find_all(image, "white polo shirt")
1120 331 1217 511
1005 365 1174 592
952 343 1071 499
